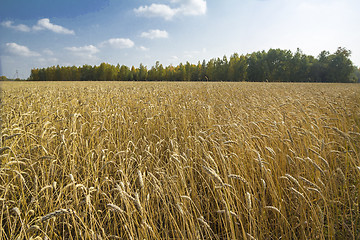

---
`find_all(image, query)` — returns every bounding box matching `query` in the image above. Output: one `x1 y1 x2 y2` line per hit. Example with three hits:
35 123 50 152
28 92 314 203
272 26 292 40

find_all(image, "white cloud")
1 21 31 32
5 43 40 57
179 0 207 16
134 0 207 20
134 4 178 20
100 38 135 49
138 46 150 51
141 29 169 39
1 19 75 35
65 45 99 58
33 18 75 35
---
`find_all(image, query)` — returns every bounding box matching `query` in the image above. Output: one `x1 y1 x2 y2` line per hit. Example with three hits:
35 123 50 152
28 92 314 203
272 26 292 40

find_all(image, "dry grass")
1 81 359 239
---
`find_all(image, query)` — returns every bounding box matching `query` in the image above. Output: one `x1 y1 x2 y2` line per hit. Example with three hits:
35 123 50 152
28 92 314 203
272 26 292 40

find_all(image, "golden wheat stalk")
228 174 248 185
107 203 125 213
41 208 76 222
202 165 224 186
137 169 144 189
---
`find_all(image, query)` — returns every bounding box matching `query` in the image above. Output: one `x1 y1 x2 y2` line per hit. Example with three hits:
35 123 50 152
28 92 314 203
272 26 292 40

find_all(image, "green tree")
350 66 360 83
38 68 46 81
138 64 148 81
266 49 292 82
289 49 312 82
130 66 138 81
0 76 8 81
54 65 62 81
185 62 192 81
206 59 215 81
228 53 247 82
118 65 130 81
71 66 80 81
165 65 176 81
247 51 268 82
29 47 355 83
327 47 353 82
175 63 186 81
81 65 94 81
29 69 39 81
200 60 207 81
213 56 228 81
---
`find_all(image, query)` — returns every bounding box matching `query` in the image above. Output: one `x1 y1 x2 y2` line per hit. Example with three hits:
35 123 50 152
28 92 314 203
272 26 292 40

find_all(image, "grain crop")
1 81 359 239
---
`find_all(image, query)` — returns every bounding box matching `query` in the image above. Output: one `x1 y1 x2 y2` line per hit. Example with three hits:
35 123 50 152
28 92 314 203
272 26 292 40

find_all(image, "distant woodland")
28 47 360 82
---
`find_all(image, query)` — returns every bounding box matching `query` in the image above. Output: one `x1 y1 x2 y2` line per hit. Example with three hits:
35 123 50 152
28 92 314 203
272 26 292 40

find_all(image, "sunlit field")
1 81 359 239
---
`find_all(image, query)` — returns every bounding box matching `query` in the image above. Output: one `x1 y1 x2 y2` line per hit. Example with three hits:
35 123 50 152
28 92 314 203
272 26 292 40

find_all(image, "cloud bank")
33 18 75 35
1 18 75 35
134 0 207 20
65 45 99 58
135 4 177 20
1 21 31 32
100 38 135 49
138 46 149 51
5 43 40 57
141 29 169 39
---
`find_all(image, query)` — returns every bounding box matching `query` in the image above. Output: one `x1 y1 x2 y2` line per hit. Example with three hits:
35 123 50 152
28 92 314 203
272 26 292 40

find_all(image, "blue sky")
1 0 359 79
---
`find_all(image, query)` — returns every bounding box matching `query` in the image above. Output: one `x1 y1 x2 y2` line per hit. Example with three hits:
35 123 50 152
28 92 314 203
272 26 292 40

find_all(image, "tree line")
29 47 359 82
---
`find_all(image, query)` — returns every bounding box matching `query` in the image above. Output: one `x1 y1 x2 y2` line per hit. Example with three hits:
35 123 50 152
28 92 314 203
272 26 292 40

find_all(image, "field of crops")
1 81 359 239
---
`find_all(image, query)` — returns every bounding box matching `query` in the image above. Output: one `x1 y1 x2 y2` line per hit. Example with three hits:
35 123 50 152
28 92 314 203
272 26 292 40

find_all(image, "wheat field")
1 81 359 239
